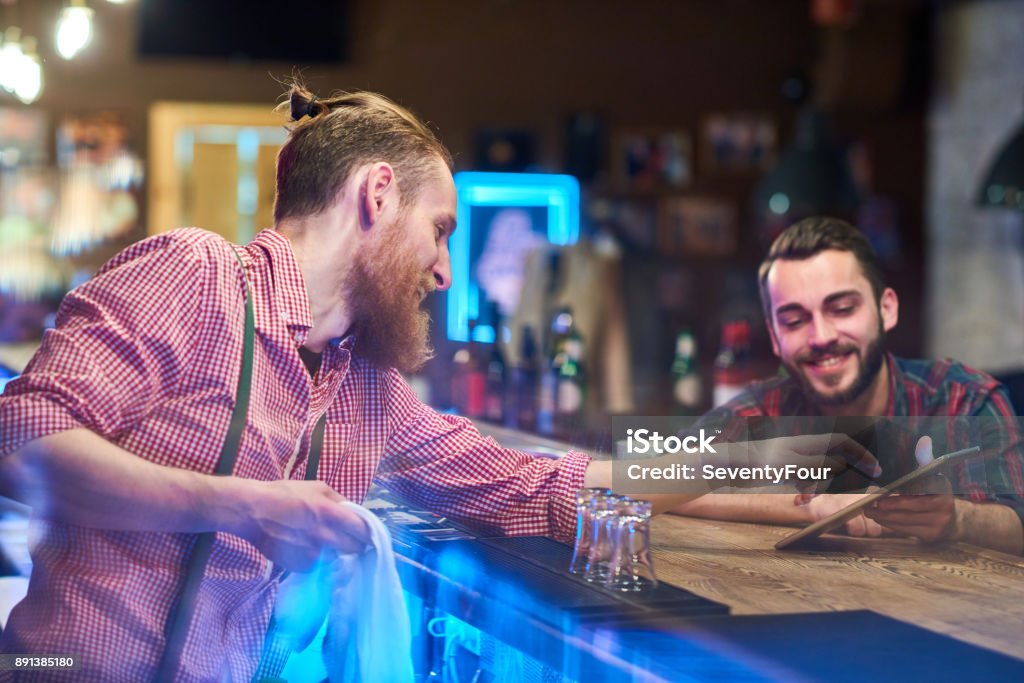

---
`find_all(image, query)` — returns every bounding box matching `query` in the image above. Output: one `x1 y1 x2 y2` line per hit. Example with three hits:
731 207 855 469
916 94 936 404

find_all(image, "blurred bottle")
712 320 755 408
450 346 471 414
484 308 507 423
537 306 574 436
505 326 538 431
670 329 702 415
452 322 487 418
556 324 586 436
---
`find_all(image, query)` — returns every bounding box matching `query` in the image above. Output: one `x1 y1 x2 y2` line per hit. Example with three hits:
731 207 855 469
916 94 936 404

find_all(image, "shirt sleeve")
957 386 1024 527
374 370 591 543
0 232 211 458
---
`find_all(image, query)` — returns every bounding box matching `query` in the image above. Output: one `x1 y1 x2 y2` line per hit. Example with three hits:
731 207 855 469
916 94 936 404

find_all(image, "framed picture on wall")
658 195 737 257
700 113 775 173
612 128 692 190
0 107 48 165
603 198 660 254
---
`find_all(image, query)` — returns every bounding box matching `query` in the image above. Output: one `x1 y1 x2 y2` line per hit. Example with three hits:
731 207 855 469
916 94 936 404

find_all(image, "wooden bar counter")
651 513 1024 660
475 422 1024 660
416 423 1024 680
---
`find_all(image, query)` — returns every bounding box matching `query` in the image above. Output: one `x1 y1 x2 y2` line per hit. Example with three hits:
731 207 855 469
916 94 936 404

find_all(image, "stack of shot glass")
568 488 658 592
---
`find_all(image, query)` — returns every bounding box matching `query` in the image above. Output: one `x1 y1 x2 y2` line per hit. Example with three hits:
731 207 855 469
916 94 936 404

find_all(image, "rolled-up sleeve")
958 387 1024 526
375 370 591 542
0 233 207 458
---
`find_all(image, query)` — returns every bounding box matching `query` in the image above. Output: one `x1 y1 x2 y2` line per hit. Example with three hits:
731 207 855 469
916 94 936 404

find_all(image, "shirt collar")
246 229 314 336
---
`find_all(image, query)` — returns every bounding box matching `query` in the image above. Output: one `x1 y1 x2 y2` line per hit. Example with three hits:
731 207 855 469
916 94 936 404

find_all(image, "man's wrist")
948 498 968 543
190 473 257 539
942 499 1024 557
946 499 1024 555
793 493 818 524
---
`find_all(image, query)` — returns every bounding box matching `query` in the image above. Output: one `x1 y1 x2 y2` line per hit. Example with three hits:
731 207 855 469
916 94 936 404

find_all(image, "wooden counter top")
651 514 1024 661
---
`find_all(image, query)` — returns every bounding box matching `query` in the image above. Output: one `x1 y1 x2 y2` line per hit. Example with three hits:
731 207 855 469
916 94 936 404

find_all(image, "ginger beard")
783 320 886 408
345 216 435 374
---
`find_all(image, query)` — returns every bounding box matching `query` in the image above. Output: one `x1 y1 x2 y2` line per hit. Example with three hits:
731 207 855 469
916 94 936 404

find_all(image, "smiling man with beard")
673 217 1024 556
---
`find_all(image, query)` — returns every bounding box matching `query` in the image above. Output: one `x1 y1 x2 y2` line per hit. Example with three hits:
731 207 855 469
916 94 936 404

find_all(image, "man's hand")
795 492 886 537
0 430 374 572
232 480 371 573
864 436 958 544
865 491 957 543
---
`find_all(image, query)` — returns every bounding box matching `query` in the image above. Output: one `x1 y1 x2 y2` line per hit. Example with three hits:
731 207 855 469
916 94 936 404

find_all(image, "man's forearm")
0 429 253 536
583 459 705 514
954 499 1024 555
671 493 812 525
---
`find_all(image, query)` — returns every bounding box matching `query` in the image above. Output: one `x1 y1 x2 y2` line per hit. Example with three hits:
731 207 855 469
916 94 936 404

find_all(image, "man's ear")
879 287 899 333
359 162 397 230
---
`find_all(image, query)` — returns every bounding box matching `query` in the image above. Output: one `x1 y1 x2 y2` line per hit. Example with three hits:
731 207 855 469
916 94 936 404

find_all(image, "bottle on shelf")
670 329 702 415
484 307 507 424
452 321 487 418
450 346 470 415
555 323 586 437
505 326 538 432
537 306 574 436
712 319 756 408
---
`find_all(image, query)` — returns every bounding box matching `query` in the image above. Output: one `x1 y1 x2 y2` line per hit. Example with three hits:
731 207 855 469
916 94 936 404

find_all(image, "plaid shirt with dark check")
699 354 1024 521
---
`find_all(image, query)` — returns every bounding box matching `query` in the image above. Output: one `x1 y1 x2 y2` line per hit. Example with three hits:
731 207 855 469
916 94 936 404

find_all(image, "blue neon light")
448 172 580 343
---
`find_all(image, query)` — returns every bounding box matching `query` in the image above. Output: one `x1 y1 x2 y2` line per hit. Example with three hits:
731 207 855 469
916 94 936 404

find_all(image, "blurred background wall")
1 0 1021 418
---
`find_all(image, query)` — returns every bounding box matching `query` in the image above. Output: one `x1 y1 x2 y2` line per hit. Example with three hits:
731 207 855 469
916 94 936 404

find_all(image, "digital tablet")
774 446 981 551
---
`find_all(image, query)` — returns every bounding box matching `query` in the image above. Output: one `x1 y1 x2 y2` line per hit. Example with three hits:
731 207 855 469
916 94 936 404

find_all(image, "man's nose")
432 248 452 291
808 314 838 347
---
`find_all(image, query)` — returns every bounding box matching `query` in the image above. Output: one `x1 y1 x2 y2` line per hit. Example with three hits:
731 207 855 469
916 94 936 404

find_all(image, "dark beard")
344 226 434 374
785 329 886 408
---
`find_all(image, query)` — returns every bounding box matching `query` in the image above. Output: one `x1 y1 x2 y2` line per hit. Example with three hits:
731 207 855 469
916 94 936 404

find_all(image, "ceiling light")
0 27 25 93
13 36 42 104
56 0 94 60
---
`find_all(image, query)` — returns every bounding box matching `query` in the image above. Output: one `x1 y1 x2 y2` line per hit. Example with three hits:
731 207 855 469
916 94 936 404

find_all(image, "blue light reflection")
448 172 580 343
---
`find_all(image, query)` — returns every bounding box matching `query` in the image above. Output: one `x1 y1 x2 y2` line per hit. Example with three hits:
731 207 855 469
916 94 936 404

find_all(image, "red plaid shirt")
0 228 590 682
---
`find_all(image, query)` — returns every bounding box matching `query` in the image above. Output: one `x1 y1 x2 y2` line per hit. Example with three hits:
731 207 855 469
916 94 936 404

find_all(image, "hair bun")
289 89 320 121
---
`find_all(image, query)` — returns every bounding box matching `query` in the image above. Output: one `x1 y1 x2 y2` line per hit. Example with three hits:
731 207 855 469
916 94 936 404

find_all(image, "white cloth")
277 501 414 683
0 576 29 630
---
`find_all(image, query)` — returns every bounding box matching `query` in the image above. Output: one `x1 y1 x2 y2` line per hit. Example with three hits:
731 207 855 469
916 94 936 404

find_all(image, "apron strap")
156 246 255 681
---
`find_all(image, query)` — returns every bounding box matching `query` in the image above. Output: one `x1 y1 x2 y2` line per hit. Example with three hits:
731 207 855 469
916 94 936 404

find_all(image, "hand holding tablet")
776 439 980 550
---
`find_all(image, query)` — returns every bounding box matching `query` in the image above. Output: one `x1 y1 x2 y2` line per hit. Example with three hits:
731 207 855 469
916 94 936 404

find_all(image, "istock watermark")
609 415 1021 495
624 428 717 455
611 416 841 494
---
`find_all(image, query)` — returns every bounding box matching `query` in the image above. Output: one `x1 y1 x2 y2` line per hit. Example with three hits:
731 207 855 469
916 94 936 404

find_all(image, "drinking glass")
569 487 612 575
583 493 624 583
605 498 658 592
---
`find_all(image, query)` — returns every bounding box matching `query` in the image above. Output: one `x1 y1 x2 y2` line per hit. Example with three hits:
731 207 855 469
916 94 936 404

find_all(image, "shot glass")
569 487 612 575
583 493 625 583
605 498 658 592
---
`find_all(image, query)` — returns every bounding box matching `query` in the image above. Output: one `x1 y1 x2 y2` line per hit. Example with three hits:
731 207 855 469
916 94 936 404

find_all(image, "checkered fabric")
0 228 590 681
